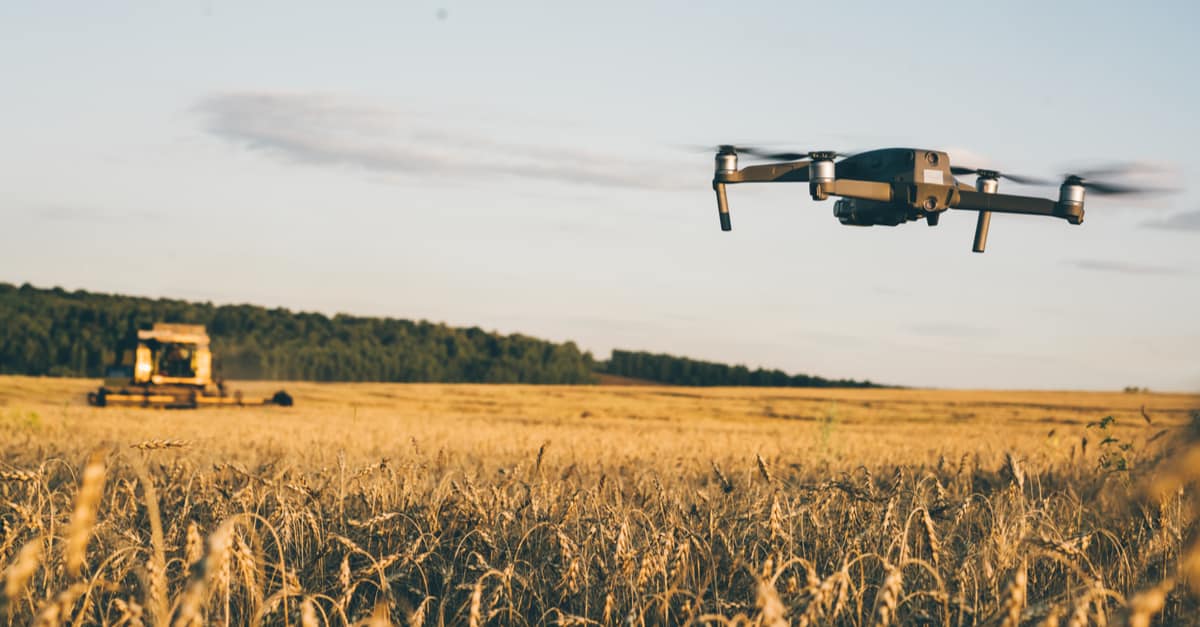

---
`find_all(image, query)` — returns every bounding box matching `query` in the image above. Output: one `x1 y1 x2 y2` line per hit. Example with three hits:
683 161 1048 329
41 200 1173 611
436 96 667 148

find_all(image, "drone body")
828 148 963 228
712 147 1092 253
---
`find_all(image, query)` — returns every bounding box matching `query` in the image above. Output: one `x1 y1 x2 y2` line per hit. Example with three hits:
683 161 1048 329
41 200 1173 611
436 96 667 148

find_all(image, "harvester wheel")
88 389 107 407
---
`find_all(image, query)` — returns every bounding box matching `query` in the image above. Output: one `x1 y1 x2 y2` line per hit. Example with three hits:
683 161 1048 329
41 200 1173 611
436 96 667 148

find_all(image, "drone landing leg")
713 182 731 231
973 211 991 253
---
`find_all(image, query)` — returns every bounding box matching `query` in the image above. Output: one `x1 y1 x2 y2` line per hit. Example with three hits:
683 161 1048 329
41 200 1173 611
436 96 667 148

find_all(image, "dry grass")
1 375 1198 625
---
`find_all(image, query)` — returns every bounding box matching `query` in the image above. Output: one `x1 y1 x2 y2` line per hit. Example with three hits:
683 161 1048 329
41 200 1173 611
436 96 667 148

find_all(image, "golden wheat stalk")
1127 577 1173 627
1185 534 1200 596
112 598 146 627
468 578 483 627
1065 579 1108 627
300 596 319 627
32 581 88 627
768 495 785 542
756 453 773 484
754 557 788 627
130 439 190 450
408 596 434 627
3 539 43 607
172 519 235 627
185 522 204 571
873 562 903 627
143 556 168 627
348 511 401 529
998 559 1027 627
710 460 734 493
365 600 391 627
535 441 548 473
131 456 169 625
0 468 38 482
1036 605 1064 627
920 508 941 567
65 448 107 579
1004 452 1025 491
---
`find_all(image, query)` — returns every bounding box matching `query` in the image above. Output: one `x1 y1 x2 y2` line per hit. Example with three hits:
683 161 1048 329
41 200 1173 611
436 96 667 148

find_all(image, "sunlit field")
2 376 1198 625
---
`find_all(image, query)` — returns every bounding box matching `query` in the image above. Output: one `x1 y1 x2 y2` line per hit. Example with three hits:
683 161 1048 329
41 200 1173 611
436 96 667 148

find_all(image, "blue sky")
2 1 1197 390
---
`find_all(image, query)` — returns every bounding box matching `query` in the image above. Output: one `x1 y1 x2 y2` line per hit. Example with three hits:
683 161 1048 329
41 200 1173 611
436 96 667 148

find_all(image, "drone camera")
833 199 853 224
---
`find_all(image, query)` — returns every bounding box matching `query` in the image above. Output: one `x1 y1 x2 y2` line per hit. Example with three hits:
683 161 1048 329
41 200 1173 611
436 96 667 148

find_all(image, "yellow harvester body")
88 323 292 408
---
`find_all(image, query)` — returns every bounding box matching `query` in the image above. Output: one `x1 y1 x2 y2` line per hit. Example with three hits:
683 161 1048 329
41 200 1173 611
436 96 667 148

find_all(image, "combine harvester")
87 323 293 409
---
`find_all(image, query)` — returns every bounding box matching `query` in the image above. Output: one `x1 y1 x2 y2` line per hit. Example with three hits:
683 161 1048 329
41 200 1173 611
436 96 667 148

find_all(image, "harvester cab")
88 323 293 409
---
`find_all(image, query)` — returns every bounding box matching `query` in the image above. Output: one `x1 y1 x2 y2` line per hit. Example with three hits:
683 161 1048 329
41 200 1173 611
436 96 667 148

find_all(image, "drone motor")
1058 178 1086 224
808 157 837 200
972 172 1000 252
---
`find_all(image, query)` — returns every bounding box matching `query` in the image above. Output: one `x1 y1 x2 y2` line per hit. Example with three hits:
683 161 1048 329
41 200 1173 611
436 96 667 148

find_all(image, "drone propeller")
712 145 850 161
949 165 1051 186
1058 164 1175 196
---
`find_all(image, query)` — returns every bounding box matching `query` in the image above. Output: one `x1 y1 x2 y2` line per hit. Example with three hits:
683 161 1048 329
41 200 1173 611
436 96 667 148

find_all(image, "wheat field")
1 376 1198 625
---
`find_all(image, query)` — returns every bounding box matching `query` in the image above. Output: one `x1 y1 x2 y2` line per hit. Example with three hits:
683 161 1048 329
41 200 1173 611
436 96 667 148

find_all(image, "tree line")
599 349 877 388
0 283 596 383
0 282 880 387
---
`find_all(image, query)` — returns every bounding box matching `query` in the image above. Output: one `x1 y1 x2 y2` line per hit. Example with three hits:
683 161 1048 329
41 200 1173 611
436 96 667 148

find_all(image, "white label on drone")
923 170 944 184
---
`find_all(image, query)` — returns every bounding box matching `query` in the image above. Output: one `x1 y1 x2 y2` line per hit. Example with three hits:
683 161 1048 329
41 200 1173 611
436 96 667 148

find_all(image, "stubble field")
1 376 1198 625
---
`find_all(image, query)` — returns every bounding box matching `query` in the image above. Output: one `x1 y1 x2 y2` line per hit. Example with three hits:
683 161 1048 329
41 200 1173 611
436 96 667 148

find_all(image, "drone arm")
715 161 892 203
716 161 811 184
819 179 894 203
952 190 1055 215
950 190 1081 223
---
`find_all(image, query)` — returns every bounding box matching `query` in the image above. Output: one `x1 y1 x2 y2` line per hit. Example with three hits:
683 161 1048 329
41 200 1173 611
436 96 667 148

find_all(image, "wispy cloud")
1142 209 1200 232
30 206 163 223
1069 259 1193 276
34 206 104 222
907 322 993 338
196 92 690 190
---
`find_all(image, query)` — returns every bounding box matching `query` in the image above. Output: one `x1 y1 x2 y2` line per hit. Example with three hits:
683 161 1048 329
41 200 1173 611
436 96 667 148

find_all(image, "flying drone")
709 146 1160 252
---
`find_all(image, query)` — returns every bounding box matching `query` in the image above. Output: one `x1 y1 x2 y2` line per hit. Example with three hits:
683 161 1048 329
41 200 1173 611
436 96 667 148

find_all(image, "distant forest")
604 350 876 388
0 283 878 387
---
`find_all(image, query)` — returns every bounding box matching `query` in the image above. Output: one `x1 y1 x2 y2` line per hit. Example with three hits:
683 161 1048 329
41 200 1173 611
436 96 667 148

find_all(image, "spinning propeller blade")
1060 163 1176 196
708 145 851 161
949 165 1052 186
